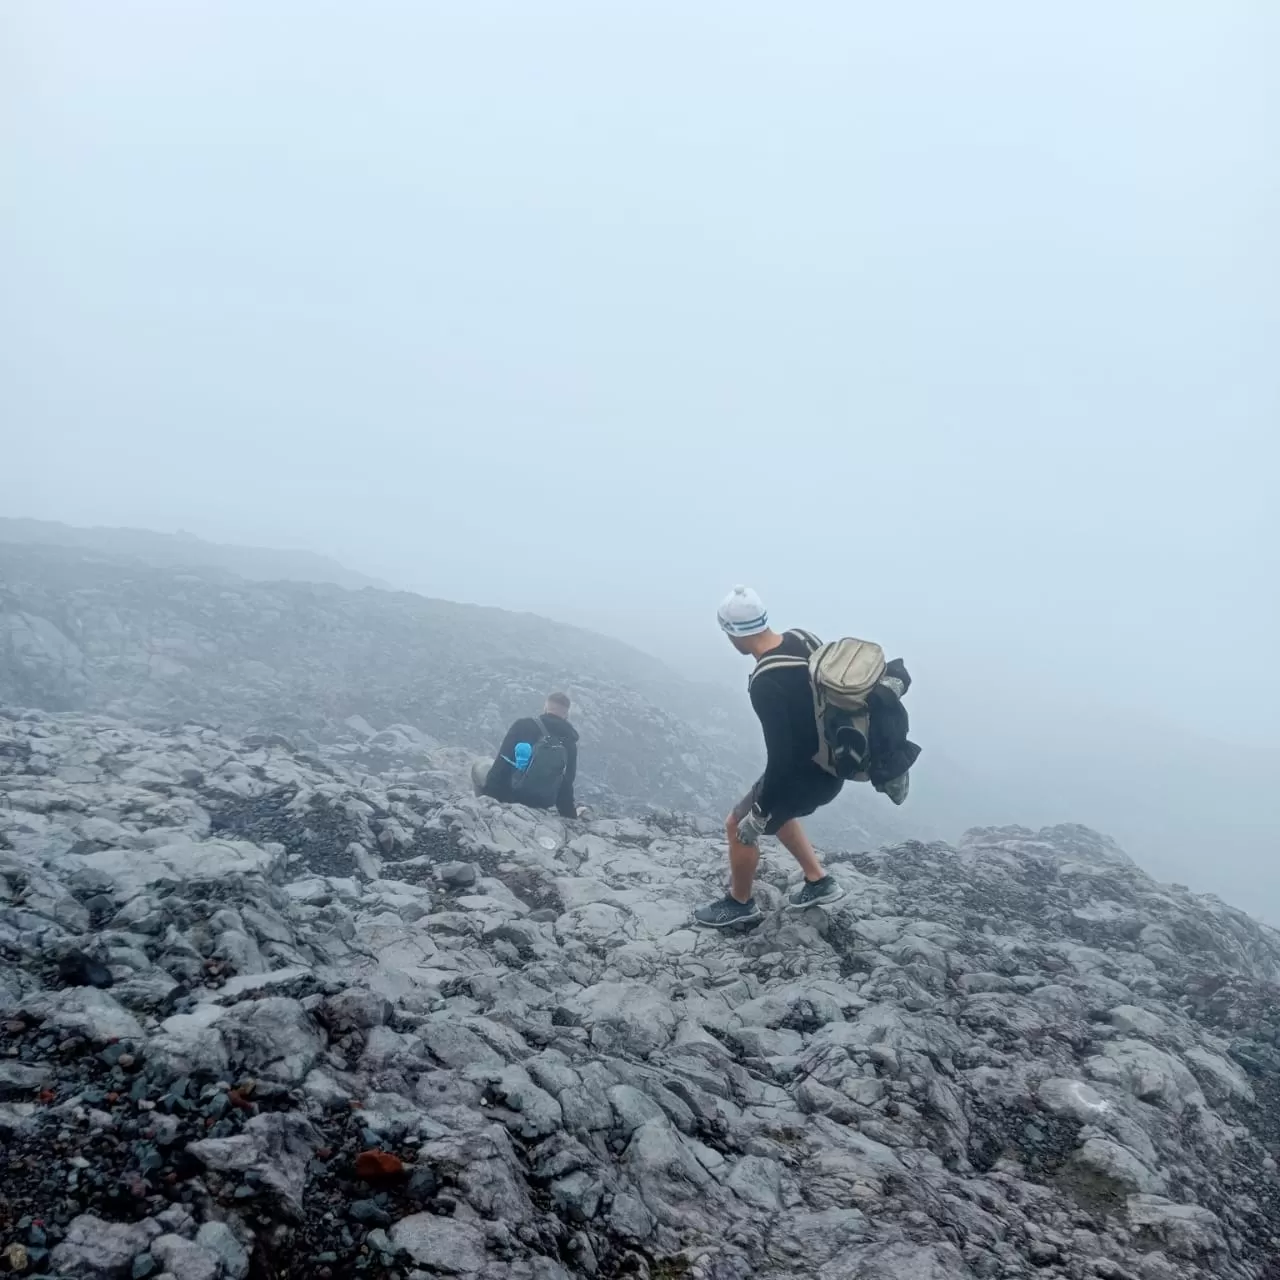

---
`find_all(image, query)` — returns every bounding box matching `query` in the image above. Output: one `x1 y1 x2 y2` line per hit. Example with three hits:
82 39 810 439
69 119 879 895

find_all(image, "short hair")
546 691 571 713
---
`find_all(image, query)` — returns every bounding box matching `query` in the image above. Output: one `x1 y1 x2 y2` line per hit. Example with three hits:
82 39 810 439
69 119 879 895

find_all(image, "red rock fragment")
354 1149 404 1180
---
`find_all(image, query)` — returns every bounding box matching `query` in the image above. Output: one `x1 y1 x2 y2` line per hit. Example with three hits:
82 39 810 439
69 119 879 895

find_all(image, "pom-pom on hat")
717 585 769 637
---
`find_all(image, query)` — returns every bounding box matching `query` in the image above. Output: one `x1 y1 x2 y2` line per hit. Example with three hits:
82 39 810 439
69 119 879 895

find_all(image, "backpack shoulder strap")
791 628 822 654
748 637 813 688
749 658 808 690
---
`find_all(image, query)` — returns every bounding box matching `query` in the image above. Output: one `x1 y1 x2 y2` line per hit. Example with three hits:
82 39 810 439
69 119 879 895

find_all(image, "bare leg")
774 819 826 883
726 814 760 903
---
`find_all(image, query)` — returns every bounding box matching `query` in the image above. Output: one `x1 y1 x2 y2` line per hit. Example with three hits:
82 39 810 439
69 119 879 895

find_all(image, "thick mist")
3 4 1277 916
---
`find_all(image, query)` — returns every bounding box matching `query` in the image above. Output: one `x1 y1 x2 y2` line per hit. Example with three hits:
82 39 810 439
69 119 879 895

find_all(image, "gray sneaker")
786 876 846 911
693 894 763 929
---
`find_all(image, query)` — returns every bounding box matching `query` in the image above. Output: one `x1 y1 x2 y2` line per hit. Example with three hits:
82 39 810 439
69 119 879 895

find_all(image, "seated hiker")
470 692 586 819
694 587 918 928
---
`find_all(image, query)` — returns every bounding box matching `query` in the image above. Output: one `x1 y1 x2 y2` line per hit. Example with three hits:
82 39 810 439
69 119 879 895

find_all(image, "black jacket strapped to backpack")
865 658 922 789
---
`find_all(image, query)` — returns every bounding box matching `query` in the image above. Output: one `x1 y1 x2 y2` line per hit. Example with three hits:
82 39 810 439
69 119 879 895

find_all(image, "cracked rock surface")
2 708 1279 1279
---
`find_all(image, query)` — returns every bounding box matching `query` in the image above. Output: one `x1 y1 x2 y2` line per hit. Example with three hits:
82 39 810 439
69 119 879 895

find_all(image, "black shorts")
732 769 843 835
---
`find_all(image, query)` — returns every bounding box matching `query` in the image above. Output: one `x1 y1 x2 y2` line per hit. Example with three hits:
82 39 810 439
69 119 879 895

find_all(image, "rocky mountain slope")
3 707 1279 1280
0 542 907 848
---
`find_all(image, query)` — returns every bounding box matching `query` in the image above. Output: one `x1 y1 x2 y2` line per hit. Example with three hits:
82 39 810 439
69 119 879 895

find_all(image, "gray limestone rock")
570 982 678 1058
1126 1196 1228 1259
0 1060 53 1097
193 1223 249 1280
187 1112 319 1220
390 1214 488 1274
218 997 323 1084
21 985 144 1042
149 1235 219 1280
438 861 480 888
49 1214 162 1278
2 705 1279 1280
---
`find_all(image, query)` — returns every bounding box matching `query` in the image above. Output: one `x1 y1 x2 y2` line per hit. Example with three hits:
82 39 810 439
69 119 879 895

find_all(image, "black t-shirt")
748 631 830 816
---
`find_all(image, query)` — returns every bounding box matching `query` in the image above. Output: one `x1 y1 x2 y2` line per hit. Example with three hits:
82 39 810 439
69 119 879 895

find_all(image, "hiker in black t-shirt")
694 587 846 928
470 692 586 819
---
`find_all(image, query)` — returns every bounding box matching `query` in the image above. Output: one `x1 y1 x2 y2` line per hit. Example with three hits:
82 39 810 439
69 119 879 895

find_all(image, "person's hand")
736 805 767 846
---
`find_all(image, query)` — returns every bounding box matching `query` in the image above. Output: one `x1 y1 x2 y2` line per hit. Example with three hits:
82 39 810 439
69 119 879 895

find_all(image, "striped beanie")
717 585 769 637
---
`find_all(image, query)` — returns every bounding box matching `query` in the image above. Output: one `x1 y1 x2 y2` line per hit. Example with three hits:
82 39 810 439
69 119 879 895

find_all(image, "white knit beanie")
717 585 769 637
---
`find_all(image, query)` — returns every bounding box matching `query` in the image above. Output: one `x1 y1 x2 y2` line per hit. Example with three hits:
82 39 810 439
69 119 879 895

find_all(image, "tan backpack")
751 629 887 779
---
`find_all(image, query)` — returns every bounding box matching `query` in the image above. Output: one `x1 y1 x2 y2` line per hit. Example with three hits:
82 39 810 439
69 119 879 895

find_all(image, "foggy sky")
3 5 1278 906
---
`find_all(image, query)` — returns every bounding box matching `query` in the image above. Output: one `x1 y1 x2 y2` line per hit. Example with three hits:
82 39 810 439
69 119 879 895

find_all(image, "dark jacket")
483 713 579 818
867 657 922 789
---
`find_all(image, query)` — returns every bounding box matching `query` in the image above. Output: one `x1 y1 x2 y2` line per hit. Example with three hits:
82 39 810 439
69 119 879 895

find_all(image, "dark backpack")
508 716 568 809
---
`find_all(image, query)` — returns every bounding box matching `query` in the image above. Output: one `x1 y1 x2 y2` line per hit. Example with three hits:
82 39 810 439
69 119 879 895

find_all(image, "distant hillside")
0 541 913 846
0 517 388 591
